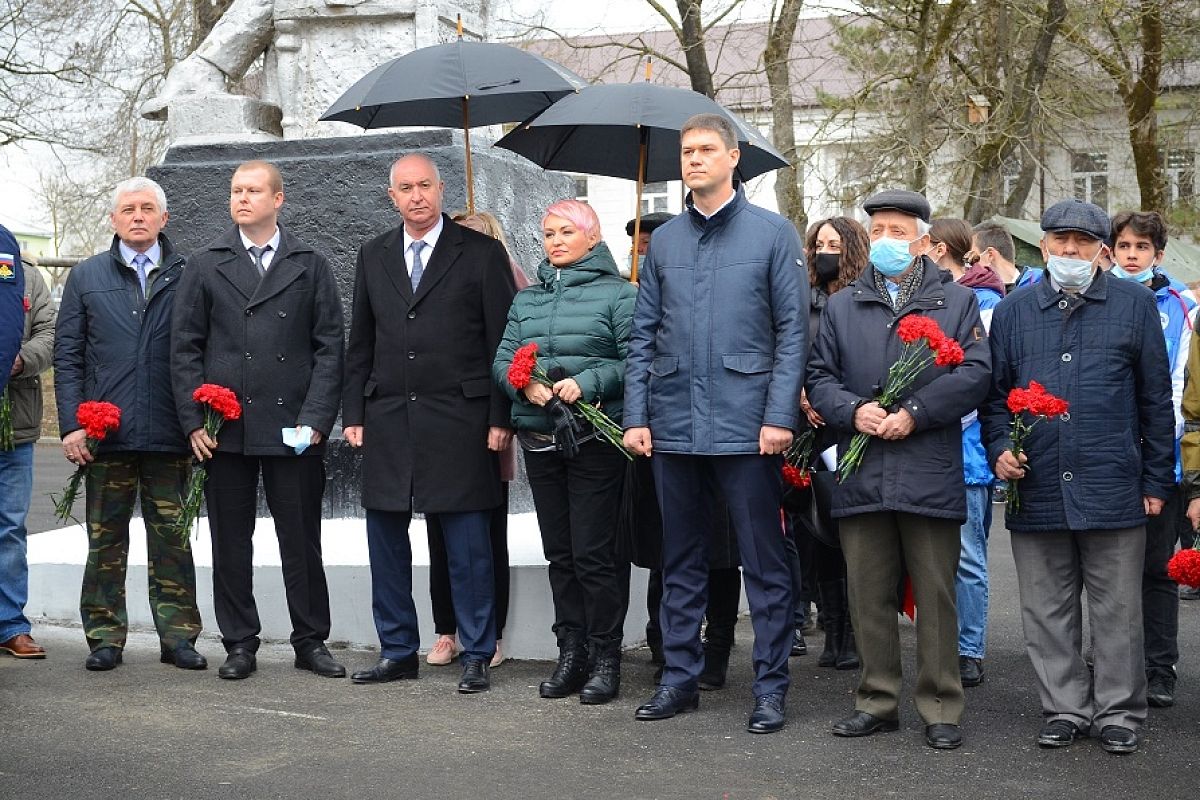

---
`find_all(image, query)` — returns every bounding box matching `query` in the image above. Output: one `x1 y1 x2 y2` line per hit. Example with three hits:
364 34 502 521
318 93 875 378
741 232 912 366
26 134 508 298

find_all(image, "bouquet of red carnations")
177 384 242 538
1003 381 1069 514
507 342 631 459
782 428 817 489
836 315 965 482
1167 547 1200 589
53 401 122 523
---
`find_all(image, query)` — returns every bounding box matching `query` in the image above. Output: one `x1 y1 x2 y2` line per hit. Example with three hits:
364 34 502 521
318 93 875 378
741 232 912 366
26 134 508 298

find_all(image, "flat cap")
626 212 675 237
862 189 931 224
1040 199 1110 241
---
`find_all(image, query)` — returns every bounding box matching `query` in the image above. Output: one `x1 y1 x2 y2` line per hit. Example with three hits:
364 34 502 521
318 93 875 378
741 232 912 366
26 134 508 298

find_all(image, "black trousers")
1144 484 1185 675
525 439 629 647
205 453 330 654
428 490 510 638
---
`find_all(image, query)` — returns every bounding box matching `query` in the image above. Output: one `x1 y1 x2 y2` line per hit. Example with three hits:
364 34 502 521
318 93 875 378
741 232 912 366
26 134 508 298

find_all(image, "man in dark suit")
342 153 516 694
172 160 345 681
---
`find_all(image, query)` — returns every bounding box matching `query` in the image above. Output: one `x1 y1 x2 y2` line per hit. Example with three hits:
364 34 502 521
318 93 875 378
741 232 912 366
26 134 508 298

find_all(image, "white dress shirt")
402 216 445 278
240 227 282 271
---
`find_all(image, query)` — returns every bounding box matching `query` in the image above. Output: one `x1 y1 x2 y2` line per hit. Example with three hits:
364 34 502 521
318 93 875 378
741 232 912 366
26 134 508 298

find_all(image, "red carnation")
177 384 242 539
1004 381 1070 514
897 315 940 344
1006 387 1030 414
1167 548 1200 589
507 342 540 390
193 383 242 421
933 339 965 367
782 463 812 489
76 401 122 441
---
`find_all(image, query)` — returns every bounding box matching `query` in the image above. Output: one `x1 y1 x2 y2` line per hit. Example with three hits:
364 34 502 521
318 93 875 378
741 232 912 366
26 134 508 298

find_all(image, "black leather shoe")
1036 719 1082 748
218 648 256 680
351 655 419 684
925 723 963 749
160 641 207 670
959 656 984 688
831 710 899 737
1147 671 1176 708
747 693 786 734
635 685 700 721
295 645 346 678
539 636 588 698
790 629 807 657
458 659 490 693
1099 725 1139 754
84 646 122 671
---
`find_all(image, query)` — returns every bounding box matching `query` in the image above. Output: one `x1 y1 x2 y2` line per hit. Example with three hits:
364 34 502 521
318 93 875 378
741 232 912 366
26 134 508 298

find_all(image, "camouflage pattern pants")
81 452 202 651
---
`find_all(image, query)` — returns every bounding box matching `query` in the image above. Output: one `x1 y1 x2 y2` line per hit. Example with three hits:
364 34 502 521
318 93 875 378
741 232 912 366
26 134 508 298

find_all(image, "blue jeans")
0 443 34 641
956 483 991 659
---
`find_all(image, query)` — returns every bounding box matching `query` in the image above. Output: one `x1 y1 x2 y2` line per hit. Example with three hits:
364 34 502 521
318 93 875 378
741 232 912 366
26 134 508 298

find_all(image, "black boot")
539 633 588 699
817 580 844 668
580 640 622 705
836 613 860 671
698 641 731 690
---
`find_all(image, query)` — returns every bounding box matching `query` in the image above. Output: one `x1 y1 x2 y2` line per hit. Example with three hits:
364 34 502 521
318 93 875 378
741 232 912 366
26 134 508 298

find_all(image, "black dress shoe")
831 710 899 738
1147 671 1176 708
458 659 490 693
790 629 807 657
295 645 347 678
635 685 700 721
925 723 963 750
160 641 208 670
747 693 786 734
351 655 419 684
1036 719 1082 748
1099 725 1139 754
959 656 984 687
84 646 122 671
218 648 257 680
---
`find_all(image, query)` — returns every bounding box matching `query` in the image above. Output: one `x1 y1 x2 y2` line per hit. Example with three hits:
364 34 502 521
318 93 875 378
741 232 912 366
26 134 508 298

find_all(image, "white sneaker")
490 639 506 668
427 635 458 666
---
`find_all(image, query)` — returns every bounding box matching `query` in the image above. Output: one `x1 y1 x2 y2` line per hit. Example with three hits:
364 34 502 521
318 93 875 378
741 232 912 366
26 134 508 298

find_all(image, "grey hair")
916 219 931 237
390 153 442 187
111 176 168 214
681 113 739 150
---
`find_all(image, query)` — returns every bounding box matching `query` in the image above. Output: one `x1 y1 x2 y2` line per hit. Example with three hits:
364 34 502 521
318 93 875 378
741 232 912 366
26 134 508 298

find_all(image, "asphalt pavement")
4 442 1198 799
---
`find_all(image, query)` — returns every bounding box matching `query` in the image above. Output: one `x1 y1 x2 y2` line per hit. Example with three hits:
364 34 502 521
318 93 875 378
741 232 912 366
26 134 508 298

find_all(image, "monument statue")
142 0 488 144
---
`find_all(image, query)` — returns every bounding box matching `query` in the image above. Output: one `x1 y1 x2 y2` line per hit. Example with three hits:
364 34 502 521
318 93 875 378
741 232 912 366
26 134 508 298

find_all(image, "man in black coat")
807 189 991 750
342 153 515 694
172 160 345 681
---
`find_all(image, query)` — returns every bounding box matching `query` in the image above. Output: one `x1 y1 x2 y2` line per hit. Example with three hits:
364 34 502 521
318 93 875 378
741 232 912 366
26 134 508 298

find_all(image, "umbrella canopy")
492 82 788 183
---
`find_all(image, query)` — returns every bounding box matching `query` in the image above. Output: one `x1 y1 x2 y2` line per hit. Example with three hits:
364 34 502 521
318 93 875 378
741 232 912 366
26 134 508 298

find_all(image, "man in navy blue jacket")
0 224 24 397
623 113 807 734
981 199 1174 755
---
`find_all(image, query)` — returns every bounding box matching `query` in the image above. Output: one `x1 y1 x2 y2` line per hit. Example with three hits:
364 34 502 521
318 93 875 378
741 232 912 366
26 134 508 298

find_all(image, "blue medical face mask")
1045 250 1101 289
1111 264 1154 283
869 236 917 277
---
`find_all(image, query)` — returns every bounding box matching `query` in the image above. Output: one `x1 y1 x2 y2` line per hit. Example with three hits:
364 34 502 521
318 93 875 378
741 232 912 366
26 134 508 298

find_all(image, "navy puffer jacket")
980 270 1174 532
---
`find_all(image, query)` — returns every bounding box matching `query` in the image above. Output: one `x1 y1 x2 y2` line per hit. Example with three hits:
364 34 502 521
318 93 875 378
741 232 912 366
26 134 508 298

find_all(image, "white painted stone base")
27 515 652 660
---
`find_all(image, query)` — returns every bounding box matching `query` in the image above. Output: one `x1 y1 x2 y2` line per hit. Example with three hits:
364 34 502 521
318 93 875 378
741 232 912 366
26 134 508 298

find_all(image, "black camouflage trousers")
80 451 202 651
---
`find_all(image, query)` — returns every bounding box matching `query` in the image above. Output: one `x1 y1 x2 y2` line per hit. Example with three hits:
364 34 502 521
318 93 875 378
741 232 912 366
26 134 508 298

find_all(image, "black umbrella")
493 80 788 280
320 22 587 213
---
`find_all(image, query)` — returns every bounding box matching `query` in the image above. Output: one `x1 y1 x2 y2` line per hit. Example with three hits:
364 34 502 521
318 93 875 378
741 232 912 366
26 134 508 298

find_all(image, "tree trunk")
765 0 805 231
674 0 716 97
1127 0 1165 213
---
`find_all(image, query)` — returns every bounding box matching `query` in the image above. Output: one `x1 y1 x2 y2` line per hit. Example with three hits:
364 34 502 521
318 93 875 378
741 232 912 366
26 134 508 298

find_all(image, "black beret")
1040 199 1110 242
862 189 932 224
626 212 675 237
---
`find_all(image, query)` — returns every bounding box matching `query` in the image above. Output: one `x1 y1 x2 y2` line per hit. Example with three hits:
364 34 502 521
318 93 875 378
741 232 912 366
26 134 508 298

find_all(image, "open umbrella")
493 79 788 280
320 19 587 213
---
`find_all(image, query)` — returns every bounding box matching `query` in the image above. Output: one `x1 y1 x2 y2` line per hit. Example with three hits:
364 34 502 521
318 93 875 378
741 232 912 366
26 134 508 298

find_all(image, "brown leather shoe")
0 633 46 659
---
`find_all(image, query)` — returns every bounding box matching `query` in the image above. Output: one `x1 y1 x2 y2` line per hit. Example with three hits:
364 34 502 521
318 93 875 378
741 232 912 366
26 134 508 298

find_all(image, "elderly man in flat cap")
980 199 1173 755
807 189 991 750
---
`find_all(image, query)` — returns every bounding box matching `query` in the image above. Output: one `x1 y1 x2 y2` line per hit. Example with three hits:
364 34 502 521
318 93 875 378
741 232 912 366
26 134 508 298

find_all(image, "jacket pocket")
461 377 492 398
721 353 773 374
648 356 678 377
363 378 377 398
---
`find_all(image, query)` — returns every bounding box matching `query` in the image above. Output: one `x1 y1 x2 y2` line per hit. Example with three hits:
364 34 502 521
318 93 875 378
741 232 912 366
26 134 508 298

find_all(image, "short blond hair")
234 160 284 193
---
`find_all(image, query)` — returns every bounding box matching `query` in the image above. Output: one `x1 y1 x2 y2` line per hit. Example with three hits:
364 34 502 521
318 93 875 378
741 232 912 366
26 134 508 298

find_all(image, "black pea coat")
171 224 345 456
342 215 516 513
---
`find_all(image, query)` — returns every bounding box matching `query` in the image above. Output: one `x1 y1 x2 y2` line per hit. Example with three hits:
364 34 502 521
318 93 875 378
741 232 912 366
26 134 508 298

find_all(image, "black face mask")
814 252 840 284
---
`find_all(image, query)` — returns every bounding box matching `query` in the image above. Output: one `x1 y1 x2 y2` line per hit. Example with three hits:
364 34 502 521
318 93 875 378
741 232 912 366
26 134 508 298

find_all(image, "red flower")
507 342 540 390
1167 548 1200 589
782 464 812 489
933 339 965 367
1030 394 1069 418
76 401 121 441
1007 387 1031 414
193 384 242 421
896 315 939 344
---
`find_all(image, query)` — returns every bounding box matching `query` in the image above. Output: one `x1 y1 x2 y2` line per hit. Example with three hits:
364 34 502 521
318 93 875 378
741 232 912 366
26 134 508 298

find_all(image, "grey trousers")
840 512 964 725
1009 527 1147 733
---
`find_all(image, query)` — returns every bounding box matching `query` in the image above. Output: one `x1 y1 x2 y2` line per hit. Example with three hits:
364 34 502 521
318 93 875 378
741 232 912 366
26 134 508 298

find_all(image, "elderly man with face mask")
980 199 1174 755
807 189 992 751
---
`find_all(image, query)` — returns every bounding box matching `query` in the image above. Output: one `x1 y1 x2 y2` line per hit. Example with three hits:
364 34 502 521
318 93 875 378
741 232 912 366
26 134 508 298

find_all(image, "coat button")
245 396 253 404
1061 353 1072 362
245 352 252 360
409 393 417 401
1058 299 1069 309
407 351 415 359
936 299 944 305
245 309 253 316
1061 411 1071 421
277 354 285 362
276 398 284 405
278 311 286 318
407 311 417 319
1063 471 1073 481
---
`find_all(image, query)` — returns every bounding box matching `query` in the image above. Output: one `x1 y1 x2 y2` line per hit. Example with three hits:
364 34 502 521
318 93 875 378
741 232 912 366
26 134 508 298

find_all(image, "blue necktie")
133 253 149 296
410 240 426 291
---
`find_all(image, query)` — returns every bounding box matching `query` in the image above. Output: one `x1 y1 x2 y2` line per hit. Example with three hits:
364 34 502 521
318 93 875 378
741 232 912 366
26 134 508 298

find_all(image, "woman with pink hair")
492 199 637 705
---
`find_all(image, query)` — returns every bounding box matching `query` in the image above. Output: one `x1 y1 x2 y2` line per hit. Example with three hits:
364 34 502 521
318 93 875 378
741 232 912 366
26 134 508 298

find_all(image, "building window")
1162 148 1196 205
640 181 669 215
1072 152 1108 210
572 176 589 202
